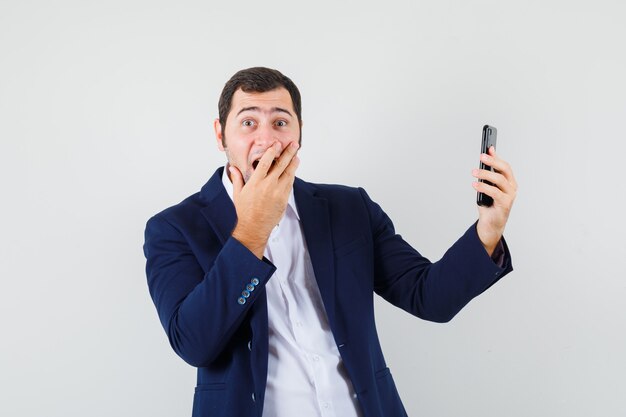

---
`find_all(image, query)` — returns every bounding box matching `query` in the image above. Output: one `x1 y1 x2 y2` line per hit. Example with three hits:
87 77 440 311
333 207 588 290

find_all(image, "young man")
144 67 517 417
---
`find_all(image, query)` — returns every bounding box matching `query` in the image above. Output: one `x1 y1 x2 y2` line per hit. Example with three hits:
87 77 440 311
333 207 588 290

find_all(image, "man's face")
214 87 301 183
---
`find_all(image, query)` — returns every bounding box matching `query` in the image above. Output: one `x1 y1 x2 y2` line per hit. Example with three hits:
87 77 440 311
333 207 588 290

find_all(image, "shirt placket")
270 223 335 417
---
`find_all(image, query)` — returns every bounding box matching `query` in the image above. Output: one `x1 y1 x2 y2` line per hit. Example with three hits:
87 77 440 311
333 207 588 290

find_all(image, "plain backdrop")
1 0 625 416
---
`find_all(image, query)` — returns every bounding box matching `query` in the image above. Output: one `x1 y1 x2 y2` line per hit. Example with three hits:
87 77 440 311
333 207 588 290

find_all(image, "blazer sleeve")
359 188 513 323
143 214 276 367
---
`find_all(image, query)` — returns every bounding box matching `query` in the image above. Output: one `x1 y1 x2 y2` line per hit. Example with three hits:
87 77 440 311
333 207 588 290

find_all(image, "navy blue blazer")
143 167 512 417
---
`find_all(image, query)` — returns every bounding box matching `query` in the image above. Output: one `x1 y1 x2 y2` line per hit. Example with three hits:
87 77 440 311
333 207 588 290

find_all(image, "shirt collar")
221 165 300 221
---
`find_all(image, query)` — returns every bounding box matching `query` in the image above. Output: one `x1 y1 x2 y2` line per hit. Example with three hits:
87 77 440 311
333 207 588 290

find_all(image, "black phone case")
477 125 497 207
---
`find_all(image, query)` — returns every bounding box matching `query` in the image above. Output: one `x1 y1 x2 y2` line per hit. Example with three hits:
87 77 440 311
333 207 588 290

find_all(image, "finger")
229 165 244 197
482 147 507 174
479 151 517 189
250 142 280 182
279 154 300 183
269 141 299 178
473 181 511 207
472 168 514 195
473 181 503 203
276 156 299 198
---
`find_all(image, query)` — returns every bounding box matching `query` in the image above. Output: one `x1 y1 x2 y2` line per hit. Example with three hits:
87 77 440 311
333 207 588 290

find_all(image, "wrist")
232 223 268 259
476 222 502 257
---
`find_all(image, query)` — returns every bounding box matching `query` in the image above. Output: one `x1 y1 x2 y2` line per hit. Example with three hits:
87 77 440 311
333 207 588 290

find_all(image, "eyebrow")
236 106 293 117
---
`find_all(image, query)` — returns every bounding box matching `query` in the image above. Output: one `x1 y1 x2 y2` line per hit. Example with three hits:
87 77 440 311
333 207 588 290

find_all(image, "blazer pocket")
195 383 226 392
375 367 391 379
374 367 407 416
334 235 367 258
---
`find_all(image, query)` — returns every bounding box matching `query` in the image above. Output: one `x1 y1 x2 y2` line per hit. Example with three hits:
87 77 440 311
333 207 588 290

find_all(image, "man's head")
214 67 302 182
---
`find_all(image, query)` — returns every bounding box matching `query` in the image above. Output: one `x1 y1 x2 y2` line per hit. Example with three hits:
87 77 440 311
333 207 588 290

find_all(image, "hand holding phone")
472 124 518 255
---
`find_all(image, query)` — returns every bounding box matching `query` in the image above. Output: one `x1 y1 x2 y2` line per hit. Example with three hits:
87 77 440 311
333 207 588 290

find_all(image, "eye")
275 120 287 127
242 119 255 127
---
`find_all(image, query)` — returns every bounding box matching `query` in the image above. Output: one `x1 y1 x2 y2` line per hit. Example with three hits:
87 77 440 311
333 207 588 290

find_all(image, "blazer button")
246 284 255 292
237 297 246 305
248 340 252 351
251 393 255 402
251 278 260 286
242 290 250 298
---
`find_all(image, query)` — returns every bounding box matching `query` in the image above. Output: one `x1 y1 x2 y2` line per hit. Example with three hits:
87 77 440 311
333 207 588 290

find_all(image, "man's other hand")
472 146 518 256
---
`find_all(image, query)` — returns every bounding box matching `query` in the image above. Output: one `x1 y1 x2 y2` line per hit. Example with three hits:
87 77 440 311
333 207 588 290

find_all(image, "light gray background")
1 0 625 416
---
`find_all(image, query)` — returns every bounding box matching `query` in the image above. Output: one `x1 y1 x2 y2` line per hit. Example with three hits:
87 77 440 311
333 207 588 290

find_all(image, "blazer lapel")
294 178 337 325
199 167 237 245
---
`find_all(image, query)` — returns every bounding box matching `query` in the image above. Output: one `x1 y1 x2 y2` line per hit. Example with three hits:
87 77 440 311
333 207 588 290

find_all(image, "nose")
254 124 279 150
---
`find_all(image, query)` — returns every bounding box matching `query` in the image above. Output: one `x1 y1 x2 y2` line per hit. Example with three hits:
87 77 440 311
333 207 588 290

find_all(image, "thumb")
229 165 244 197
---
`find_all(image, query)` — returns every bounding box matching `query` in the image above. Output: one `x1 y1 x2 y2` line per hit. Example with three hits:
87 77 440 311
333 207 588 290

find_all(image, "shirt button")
313 354 320 361
322 402 329 409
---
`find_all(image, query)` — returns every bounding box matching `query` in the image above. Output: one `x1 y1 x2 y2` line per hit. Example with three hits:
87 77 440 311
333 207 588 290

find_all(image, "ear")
214 118 225 151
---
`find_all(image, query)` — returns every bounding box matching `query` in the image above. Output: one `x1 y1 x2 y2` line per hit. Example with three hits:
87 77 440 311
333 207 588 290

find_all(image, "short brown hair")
217 67 302 145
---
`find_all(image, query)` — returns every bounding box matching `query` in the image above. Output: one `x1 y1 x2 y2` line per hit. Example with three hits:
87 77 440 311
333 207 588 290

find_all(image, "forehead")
229 87 294 116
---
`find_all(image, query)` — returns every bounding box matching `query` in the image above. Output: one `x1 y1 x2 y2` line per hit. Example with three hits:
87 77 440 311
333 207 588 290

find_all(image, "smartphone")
477 125 497 207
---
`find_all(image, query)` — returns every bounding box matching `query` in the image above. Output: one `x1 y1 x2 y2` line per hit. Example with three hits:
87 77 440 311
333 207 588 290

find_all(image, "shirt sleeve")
490 239 506 267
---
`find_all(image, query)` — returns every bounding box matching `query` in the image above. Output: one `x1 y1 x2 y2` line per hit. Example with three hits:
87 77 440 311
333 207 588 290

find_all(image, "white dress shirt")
222 168 362 417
